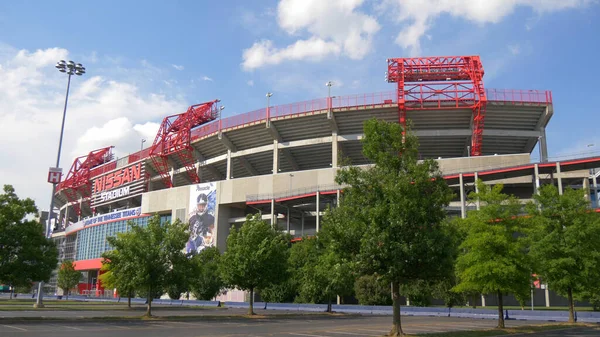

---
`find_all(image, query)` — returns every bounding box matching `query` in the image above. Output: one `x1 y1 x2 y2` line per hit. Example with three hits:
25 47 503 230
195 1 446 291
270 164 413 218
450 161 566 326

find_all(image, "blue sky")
0 0 599 207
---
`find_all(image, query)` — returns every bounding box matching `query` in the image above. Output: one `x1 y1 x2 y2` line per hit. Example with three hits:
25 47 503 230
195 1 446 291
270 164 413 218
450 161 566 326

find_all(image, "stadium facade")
45 56 600 304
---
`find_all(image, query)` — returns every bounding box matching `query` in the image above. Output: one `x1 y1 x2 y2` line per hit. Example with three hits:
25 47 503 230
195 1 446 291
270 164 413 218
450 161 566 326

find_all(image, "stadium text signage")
65 207 142 234
93 162 142 192
91 162 146 207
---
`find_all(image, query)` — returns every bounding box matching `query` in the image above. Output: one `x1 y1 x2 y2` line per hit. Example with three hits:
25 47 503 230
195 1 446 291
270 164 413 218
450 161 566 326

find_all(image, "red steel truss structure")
386 55 487 156
149 100 220 188
56 146 114 216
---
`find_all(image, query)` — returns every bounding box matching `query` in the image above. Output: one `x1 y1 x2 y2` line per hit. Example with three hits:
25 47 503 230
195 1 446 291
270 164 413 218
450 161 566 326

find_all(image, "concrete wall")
141 184 190 218
217 167 338 205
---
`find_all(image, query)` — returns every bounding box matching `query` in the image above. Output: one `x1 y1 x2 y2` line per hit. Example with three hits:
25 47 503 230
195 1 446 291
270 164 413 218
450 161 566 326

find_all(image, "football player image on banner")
187 182 216 255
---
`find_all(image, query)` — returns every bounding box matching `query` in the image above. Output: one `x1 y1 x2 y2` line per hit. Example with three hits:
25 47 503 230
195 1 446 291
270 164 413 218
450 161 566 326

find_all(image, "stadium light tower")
36 60 85 309
326 81 333 97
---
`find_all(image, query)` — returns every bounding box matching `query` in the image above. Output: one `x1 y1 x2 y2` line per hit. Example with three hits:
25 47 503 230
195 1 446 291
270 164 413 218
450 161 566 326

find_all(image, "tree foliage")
57 260 81 300
189 246 224 300
527 184 600 321
102 215 188 316
354 274 392 305
324 119 456 336
0 185 58 298
454 181 533 328
219 214 288 315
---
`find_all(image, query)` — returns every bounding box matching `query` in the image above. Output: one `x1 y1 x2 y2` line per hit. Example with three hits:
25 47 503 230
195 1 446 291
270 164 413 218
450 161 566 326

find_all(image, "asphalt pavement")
0 315 577 337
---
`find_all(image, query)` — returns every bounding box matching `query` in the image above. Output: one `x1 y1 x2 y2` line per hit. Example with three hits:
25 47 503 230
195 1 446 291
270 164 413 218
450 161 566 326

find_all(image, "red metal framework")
149 100 220 188
386 56 487 156
56 146 114 216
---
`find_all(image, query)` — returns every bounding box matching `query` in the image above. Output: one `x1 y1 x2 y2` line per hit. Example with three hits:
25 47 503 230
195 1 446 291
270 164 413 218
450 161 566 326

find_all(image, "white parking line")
325 331 368 335
288 333 328 337
2 324 27 331
56 325 83 330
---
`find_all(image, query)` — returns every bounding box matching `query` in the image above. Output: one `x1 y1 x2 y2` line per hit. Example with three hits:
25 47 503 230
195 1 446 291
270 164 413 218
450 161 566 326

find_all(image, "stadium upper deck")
51 87 552 220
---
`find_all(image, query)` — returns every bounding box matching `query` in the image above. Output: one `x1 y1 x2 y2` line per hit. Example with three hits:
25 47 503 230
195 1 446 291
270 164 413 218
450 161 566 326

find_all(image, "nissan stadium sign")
91 162 146 207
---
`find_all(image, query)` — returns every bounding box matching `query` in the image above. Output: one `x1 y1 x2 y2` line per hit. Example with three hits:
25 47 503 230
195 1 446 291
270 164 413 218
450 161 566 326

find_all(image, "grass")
0 299 225 311
410 323 598 336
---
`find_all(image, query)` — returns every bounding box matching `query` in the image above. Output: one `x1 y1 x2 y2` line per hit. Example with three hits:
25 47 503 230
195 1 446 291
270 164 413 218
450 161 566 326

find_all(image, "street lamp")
266 92 273 109
36 60 85 308
325 81 333 98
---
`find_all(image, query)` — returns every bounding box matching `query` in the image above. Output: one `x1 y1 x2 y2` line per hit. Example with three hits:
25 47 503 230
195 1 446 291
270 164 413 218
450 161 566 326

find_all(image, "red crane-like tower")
149 100 220 188
386 56 487 156
56 146 114 216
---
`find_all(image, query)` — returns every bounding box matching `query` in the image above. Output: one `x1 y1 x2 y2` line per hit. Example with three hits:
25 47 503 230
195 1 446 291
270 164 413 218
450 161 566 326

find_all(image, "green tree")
354 274 392 305
0 185 58 301
527 185 600 322
454 181 533 329
219 214 288 315
166 251 193 300
325 119 456 336
189 246 224 300
100 249 137 308
56 260 81 300
102 215 188 316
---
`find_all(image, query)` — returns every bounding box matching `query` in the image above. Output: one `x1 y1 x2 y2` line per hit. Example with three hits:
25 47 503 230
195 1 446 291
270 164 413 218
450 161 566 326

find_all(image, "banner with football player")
187 182 216 255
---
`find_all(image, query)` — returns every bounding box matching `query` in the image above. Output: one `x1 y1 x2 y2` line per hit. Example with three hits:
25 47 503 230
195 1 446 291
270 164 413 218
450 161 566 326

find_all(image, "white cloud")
508 44 521 55
0 46 186 210
241 0 380 70
172 64 184 71
379 0 593 56
202 76 213 81
247 80 254 86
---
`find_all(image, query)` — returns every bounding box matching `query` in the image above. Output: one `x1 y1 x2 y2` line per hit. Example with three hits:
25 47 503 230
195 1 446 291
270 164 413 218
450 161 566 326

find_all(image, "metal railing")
247 184 344 202
89 88 552 179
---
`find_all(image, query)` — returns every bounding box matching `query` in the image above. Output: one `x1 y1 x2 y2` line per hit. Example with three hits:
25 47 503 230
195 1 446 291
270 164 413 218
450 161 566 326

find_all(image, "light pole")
36 60 85 308
266 92 273 111
141 139 146 152
325 81 333 98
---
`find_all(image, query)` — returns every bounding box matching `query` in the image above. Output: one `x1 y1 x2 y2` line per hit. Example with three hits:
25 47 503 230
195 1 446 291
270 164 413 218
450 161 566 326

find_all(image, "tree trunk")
497 289 505 329
9 284 13 300
128 290 132 308
146 289 152 317
567 286 575 323
389 281 404 336
66 290 69 301
327 297 332 313
248 287 255 315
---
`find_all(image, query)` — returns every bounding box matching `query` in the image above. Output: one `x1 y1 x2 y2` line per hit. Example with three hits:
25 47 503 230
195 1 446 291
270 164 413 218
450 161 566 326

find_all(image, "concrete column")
286 207 290 233
337 189 340 208
545 286 550 307
540 126 549 163
64 204 70 227
459 174 466 218
332 131 338 168
270 199 275 228
534 164 541 195
316 192 320 232
273 140 279 174
556 162 562 195
301 212 304 236
593 170 598 208
481 294 486 307
474 172 480 211
226 149 232 180
583 177 591 203
195 162 202 182
78 198 83 221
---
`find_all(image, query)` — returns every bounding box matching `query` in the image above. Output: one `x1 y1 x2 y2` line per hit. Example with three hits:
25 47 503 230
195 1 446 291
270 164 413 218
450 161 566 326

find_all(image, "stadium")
46 55 600 306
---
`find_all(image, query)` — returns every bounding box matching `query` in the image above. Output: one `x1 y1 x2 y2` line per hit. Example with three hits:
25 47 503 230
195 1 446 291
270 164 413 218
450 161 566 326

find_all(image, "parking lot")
0 315 563 337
